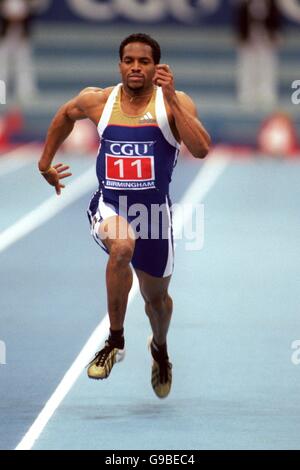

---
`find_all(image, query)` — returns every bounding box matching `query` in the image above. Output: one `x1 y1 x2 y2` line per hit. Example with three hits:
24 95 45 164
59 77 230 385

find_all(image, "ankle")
151 338 168 360
108 328 124 349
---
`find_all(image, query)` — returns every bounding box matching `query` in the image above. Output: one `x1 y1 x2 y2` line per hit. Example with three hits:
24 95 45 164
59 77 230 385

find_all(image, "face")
119 42 156 91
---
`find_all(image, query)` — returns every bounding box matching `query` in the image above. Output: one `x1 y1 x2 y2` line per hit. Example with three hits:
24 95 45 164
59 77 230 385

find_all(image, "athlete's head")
119 33 161 91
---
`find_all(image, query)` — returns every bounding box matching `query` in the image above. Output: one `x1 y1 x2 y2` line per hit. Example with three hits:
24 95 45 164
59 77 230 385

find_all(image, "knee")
110 242 134 267
146 293 172 315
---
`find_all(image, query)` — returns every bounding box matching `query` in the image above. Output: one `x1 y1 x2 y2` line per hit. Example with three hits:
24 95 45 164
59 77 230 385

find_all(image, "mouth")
128 75 144 81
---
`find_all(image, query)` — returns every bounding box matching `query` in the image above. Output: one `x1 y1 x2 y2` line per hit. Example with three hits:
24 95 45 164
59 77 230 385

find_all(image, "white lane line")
0 166 97 254
15 154 230 451
0 157 30 176
173 154 230 238
0 144 38 177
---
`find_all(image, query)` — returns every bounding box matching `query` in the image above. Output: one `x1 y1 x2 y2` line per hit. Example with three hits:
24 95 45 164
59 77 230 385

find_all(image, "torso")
94 83 180 204
84 85 180 143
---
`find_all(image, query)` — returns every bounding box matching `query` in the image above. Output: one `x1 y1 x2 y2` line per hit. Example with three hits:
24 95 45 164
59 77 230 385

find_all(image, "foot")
149 337 172 399
87 340 125 380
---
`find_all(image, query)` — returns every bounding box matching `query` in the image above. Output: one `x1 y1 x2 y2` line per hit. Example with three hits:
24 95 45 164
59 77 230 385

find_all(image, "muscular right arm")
38 87 102 172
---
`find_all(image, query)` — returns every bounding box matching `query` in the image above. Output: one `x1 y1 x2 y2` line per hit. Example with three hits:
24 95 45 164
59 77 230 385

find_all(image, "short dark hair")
119 33 161 65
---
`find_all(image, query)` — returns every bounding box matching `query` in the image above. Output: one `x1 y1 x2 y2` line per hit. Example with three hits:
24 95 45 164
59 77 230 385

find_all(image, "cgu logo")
108 142 153 156
67 0 222 23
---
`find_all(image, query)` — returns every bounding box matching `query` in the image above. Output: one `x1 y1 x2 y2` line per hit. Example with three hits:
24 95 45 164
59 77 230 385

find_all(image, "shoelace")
151 342 172 383
158 358 172 383
94 341 114 367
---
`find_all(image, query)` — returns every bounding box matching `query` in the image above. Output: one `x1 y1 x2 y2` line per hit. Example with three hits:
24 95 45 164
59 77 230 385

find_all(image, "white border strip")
15 154 230 451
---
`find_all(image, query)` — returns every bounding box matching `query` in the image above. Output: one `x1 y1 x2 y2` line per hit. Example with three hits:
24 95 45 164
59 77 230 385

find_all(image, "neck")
122 85 154 103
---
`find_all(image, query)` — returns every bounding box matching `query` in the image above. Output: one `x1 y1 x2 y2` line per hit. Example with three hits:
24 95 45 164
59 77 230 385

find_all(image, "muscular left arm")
154 65 211 159
169 92 211 158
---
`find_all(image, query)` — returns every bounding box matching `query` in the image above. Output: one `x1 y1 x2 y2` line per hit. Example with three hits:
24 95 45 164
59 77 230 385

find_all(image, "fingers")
46 163 71 195
153 65 173 87
53 162 65 169
58 172 72 180
53 163 72 193
155 65 172 78
53 163 70 173
155 69 171 77
51 163 72 179
154 72 171 81
53 163 63 170
153 74 172 87
154 75 171 85
156 64 171 73
55 183 65 196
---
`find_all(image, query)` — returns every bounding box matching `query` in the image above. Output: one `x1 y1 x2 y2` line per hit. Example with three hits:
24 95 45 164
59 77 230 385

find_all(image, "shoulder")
77 86 115 110
175 91 198 113
163 90 198 121
64 85 117 125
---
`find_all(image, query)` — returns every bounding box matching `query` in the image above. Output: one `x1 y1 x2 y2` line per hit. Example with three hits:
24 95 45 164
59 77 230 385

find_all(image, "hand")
40 163 72 195
153 64 176 103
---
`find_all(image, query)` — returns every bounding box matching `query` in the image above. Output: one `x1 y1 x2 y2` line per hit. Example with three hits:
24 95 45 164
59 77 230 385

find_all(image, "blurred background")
0 0 299 153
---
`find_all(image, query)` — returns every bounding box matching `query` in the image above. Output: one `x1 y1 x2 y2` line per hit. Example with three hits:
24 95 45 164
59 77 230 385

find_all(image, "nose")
131 60 141 72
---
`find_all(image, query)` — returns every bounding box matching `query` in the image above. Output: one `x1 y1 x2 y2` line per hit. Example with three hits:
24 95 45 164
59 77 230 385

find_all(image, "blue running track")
0 148 300 450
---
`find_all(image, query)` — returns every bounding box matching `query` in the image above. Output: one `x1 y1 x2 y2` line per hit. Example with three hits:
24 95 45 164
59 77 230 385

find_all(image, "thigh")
88 189 135 252
135 268 171 302
99 215 136 253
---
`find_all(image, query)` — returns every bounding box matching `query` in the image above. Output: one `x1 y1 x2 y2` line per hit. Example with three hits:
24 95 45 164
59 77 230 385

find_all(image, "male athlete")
38 34 210 399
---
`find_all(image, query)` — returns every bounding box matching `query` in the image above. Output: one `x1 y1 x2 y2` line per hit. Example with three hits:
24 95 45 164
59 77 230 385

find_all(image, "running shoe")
87 340 125 380
148 336 172 398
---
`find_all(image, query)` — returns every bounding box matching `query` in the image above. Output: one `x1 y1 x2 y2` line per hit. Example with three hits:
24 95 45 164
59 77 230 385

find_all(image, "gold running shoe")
87 340 125 380
148 336 172 399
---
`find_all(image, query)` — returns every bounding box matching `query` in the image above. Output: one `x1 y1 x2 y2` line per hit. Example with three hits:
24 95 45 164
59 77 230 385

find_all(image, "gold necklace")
122 86 154 103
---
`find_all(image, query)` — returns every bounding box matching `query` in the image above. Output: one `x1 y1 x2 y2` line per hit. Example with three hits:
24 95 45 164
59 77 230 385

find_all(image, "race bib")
104 140 156 190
